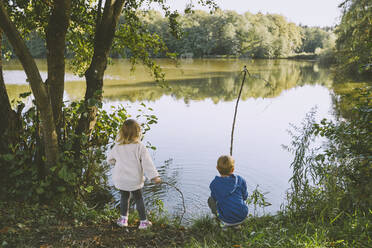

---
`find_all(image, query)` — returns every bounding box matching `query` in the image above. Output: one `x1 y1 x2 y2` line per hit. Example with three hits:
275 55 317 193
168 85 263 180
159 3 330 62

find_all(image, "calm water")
4 59 336 221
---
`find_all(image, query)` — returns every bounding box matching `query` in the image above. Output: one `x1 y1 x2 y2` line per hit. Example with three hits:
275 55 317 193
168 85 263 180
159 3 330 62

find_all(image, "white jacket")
107 142 159 191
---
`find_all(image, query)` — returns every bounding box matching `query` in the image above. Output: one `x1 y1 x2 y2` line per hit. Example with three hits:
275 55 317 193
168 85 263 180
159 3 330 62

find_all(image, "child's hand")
152 176 162 184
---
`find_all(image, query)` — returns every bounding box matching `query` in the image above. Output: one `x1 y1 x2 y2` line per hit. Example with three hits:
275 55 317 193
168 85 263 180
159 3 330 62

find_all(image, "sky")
165 0 343 27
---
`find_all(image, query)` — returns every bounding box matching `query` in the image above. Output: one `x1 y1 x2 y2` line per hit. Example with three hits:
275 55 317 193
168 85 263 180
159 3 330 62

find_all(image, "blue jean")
208 196 218 216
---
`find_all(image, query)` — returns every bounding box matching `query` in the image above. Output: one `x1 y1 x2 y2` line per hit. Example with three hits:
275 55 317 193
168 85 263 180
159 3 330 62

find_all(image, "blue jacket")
209 174 248 224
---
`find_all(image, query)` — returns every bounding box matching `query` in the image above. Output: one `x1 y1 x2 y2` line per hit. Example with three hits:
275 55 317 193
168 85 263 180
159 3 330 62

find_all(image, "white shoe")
138 220 152 229
116 217 128 227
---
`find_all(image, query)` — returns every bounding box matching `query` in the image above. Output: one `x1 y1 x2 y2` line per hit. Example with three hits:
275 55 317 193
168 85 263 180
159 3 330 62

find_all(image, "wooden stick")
161 181 186 226
229 66 272 156
230 66 248 156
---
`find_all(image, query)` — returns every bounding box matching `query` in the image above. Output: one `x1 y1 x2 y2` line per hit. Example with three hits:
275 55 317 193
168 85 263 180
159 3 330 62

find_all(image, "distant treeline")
139 10 335 59
1 10 335 60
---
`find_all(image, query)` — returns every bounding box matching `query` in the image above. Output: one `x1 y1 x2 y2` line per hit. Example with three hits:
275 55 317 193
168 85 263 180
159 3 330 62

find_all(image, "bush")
284 86 372 245
0 95 157 206
318 48 337 66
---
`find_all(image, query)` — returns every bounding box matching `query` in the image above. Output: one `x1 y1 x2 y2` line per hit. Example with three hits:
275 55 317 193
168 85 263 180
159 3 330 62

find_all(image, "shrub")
284 86 372 245
0 95 157 206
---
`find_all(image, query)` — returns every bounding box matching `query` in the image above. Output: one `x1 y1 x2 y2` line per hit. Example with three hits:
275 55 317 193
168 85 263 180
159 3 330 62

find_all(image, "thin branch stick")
230 66 273 156
230 66 248 156
161 181 186 226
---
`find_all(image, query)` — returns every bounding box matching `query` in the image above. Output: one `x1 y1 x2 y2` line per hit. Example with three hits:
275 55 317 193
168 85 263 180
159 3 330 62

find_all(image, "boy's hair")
217 155 235 175
117 119 141 144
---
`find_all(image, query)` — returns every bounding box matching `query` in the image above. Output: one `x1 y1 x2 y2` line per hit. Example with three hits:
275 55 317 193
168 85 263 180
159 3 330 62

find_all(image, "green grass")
1 201 370 247
185 213 371 248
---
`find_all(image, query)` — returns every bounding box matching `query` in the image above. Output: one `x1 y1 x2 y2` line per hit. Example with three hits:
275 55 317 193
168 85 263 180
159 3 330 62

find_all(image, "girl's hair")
217 155 235 175
117 119 141 144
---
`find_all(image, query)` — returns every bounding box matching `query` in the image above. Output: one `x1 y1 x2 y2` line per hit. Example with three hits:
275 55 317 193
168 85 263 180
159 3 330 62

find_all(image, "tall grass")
186 86 371 247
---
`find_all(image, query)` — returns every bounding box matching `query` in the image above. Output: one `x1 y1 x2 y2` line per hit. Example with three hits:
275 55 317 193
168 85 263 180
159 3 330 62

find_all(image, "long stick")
230 66 248 156
161 181 186 225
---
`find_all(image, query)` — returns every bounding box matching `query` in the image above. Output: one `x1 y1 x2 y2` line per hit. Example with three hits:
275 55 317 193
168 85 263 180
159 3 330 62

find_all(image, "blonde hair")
217 155 235 175
117 119 141 144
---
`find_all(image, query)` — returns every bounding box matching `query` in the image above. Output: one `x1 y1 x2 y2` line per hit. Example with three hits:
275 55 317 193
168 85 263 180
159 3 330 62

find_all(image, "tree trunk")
77 0 125 135
0 28 21 153
46 0 71 134
0 3 58 167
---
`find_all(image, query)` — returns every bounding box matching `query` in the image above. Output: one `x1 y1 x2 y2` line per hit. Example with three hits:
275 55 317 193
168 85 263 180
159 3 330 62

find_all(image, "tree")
0 0 216 180
300 27 333 53
46 0 71 135
335 0 372 75
74 0 127 145
0 2 61 166
0 28 21 152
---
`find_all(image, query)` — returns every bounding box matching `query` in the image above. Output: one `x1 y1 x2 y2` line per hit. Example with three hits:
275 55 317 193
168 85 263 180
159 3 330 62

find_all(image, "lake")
4 59 337 221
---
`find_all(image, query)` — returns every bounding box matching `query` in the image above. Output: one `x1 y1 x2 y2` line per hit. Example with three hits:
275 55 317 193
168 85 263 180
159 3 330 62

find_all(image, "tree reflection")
96 60 333 103
5 59 333 103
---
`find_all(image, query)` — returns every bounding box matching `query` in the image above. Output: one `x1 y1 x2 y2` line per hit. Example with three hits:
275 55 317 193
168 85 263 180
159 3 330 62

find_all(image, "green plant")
246 185 271 216
284 86 372 244
0 93 158 206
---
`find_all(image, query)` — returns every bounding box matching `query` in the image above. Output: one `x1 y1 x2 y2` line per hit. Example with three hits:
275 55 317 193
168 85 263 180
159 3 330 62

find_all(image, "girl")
107 119 161 229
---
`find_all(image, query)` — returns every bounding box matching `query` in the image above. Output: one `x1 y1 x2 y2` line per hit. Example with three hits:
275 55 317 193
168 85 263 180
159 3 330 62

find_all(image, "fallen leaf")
17 223 26 229
0 227 9 233
6 227 17 233
232 245 241 248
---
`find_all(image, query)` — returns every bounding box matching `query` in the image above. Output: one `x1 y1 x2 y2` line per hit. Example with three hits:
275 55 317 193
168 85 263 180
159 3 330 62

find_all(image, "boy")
208 155 248 227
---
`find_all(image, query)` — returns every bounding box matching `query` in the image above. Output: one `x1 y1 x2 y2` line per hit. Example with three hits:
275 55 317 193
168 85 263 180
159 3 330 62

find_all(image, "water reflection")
97 60 332 103
4 59 333 102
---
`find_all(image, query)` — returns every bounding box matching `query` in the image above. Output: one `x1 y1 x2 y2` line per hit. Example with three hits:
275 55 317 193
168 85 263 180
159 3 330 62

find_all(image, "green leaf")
58 166 68 180
85 186 94 193
57 186 66 192
36 187 44 194
2 154 14 161
19 92 32 98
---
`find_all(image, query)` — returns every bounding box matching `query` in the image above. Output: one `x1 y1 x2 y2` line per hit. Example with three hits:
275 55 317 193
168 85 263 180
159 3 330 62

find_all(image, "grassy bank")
0 201 188 247
1 201 370 247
